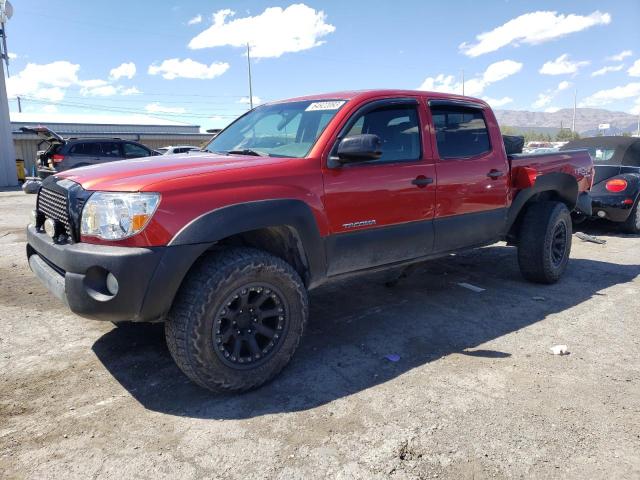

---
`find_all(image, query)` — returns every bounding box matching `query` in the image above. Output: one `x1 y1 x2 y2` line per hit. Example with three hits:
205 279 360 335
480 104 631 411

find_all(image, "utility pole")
571 88 577 134
0 0 18 187
16 95 20 112
246 43 253 110
461 69 465 96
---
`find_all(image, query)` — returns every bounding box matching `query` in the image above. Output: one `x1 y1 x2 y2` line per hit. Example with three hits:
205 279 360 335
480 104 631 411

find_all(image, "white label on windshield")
305 101 346 111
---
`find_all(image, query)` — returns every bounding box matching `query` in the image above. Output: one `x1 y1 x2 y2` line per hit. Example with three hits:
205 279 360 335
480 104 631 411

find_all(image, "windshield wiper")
226 149 267 157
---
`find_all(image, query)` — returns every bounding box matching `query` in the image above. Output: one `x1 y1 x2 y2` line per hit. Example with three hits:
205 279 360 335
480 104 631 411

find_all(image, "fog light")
106 272 119 296
597 210 606 218
29 209 37 226
44 218 56 238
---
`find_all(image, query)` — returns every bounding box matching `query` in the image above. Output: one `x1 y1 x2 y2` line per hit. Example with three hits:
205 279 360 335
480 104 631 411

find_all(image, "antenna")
246 43 254 110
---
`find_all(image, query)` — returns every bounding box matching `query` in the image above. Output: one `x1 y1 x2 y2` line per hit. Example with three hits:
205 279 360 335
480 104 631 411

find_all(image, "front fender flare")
168 199 327 286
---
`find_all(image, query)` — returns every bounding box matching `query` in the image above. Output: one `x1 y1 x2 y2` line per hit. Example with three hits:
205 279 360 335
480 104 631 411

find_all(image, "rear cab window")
430 105 491 159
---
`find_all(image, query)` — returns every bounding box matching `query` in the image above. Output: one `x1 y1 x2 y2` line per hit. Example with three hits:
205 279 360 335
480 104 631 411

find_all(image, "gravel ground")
0 189 639 479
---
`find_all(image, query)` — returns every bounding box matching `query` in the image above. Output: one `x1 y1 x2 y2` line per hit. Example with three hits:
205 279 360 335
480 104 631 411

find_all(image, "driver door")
322 98 437 275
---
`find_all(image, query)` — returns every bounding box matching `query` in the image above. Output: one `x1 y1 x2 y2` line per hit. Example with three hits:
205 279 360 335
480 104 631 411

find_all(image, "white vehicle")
156 145 201 155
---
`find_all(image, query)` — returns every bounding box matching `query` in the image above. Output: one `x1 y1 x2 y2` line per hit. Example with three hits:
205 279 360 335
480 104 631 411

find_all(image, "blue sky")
4 0 640 130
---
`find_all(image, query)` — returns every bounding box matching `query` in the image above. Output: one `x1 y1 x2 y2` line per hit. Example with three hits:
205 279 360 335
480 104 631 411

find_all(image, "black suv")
20 126 158 177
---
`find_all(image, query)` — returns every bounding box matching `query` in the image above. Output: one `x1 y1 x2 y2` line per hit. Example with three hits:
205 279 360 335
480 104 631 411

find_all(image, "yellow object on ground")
16 159 25 182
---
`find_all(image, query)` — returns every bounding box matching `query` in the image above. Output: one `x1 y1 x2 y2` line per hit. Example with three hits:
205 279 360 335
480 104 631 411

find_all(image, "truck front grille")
37 187 72 237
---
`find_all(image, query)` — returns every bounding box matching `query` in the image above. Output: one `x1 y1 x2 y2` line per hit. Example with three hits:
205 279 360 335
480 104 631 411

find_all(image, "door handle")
487 170 504 179
412 176 434 187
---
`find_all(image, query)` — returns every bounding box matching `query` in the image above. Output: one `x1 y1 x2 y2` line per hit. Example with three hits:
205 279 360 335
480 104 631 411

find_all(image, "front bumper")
26 225 207 322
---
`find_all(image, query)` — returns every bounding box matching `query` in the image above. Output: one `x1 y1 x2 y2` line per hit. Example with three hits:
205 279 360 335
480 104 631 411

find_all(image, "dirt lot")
0 188 638 479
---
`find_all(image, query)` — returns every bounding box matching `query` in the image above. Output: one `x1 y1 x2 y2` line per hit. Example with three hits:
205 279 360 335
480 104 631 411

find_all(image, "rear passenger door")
428 101 509 252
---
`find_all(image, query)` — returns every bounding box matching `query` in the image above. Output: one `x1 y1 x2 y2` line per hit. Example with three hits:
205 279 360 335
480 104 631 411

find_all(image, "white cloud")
628 59 640 77
418 60 522 97
579 82 640 107
238 96 262 105
531 81 572 109
544 107 561 113
42 105 58 113
145 103 187 114
630 98 640 115
533 93 553 109
187 14 202 25
482 96 513 108
459 10 611 57
418 74 460 94
483 59 523 82
148 58 229 80
539 54 589 75
607 50 632 62
5 61 80 101
121 87 141 95
7 52 17 60
591 65 623 77
80 83 141 97
189 4 335 58
6 60 141 100
109 62 136 80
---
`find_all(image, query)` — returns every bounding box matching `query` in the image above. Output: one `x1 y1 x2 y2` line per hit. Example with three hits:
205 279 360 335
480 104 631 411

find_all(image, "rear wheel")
621 201 640 234
165 247 308 393
517 201 572 284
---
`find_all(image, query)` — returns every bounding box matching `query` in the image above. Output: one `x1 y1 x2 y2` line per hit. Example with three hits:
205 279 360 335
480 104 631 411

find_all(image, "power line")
19 96 244 119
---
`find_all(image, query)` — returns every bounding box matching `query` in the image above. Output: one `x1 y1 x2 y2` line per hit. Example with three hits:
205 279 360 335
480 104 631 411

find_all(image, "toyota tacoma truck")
26 90 593 392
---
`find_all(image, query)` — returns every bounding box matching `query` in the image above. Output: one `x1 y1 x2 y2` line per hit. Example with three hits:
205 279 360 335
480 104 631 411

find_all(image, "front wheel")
517 201 572 284
165 247 308 393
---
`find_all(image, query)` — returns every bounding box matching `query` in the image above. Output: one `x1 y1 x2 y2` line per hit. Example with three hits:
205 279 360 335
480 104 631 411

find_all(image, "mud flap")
575 192 592 216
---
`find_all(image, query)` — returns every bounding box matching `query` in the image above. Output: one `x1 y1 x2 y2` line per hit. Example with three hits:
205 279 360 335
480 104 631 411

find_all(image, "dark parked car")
20 126 159 178
561 136 640 233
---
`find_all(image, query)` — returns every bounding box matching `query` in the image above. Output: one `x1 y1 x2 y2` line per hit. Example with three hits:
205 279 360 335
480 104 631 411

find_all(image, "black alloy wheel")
213 284 288 368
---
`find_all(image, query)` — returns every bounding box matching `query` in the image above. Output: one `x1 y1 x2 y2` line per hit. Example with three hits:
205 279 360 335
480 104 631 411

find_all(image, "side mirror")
336 134 382 163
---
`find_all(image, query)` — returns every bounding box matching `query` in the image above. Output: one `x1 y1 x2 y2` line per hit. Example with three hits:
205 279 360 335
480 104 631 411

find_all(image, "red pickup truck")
26 90 593 392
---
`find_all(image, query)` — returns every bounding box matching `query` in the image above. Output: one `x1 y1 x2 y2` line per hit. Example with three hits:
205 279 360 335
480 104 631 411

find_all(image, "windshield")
204 100 347 158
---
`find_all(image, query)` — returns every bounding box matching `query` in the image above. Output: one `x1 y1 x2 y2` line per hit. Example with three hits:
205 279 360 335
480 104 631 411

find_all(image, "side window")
342 105 421 162
100 142 122 158
123 143 150 158
430 105 491 159
69 142 100 156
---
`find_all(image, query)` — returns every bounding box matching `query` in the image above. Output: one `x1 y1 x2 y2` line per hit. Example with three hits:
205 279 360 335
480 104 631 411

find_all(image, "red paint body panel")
54 89 592 249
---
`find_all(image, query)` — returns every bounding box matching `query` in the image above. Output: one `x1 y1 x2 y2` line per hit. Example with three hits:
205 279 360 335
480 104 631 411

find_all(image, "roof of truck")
269 89 486 105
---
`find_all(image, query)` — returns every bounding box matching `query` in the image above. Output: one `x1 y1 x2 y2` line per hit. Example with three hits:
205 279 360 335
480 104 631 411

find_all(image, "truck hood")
58 152 285 191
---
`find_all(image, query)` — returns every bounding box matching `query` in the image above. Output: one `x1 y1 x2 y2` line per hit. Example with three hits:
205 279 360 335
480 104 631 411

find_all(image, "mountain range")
494 108 639 136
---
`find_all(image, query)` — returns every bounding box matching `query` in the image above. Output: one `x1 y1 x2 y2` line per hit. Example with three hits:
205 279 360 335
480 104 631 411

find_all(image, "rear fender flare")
168 199 327 286
505 172 578 235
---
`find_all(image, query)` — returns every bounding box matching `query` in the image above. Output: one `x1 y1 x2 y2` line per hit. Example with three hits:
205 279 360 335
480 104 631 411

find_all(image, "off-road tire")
621 201 640 234
517 201 572 284
165 247 308 393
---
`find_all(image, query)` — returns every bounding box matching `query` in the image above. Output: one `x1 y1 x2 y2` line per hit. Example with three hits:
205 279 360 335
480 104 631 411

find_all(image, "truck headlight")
81 192 160 240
